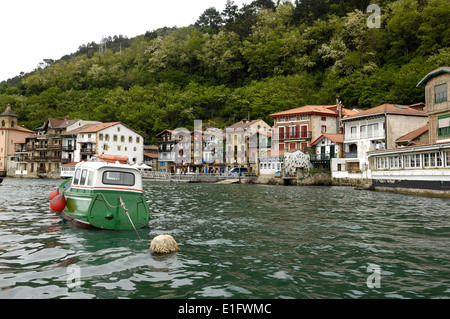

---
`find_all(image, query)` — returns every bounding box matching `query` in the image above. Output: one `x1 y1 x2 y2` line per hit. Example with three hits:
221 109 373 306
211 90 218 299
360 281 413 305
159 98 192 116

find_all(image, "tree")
195 7 224 34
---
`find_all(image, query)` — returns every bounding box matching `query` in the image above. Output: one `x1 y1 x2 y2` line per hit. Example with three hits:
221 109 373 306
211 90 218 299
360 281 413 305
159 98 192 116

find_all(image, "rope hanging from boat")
96 193 142 240
120 197 142 240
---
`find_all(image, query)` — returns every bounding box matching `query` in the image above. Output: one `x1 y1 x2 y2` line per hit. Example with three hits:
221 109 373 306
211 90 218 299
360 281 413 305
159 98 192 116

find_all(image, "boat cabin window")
102 171 135 186
73 169 81 185
80 169 88 185
86 171 94 186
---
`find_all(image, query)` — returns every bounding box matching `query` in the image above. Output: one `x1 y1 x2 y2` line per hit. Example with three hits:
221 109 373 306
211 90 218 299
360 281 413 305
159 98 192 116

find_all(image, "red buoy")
50 195 66 212
49 190 60 201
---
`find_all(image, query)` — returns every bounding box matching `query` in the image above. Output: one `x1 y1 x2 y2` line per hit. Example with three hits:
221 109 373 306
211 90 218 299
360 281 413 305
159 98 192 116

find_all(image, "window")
87 171 94 186
102 171 135 186
103 144 109 151
99 134 104 141
321 126 327 133
321 117 326 121
351 126 357 138
129 136 133 143
73 169 81 185
423 153 430 167
435 83 447 103
446 151 450 167
437 152 443 167
360 125 367 138
389 156 402 169
113 135 118 142
80 169 88 185
437 114 450 137
136 137 140 143
105 134 110 141
376 157 388 170
121 135 125 142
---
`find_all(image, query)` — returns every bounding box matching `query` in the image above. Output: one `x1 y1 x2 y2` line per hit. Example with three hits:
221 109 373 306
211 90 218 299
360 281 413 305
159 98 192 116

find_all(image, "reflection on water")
0 178 449 299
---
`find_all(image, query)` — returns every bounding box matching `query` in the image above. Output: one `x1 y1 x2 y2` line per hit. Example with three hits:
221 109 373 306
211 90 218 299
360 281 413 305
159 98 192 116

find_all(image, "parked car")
227 167 248 176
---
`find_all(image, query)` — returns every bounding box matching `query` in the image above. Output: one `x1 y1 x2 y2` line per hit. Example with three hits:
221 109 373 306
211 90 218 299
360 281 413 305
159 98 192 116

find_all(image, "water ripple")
0 179 450 298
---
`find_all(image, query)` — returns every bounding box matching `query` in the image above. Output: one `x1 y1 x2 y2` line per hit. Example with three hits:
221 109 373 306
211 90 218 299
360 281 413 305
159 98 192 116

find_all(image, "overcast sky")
0 0 254 82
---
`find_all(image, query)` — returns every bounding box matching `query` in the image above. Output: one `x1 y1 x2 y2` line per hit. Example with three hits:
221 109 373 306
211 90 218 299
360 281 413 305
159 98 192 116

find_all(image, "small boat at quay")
50 156 151 230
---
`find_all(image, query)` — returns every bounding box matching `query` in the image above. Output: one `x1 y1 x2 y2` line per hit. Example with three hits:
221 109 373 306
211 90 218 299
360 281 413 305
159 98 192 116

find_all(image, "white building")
75 122 144 164
332 104 428 180
61 120 101 164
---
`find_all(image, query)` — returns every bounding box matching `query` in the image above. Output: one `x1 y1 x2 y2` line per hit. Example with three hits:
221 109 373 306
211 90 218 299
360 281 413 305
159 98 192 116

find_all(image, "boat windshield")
102 170 135 186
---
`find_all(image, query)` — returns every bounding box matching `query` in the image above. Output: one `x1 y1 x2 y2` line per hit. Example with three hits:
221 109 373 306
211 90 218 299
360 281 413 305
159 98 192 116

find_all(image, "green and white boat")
56 157 151 230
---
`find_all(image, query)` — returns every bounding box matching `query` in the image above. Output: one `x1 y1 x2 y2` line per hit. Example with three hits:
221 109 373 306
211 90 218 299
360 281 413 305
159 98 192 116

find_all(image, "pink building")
0 104 33 179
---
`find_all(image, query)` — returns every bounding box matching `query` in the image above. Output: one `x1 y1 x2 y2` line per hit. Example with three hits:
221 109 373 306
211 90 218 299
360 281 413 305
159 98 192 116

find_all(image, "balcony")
31 156 48 162
14 146 28 153
47 144 62 150
80 148 96 155
61 158 74 164
62 145 76 151
36 144 48 150
345 152 358 158
280 131 312 140
309 154 332 161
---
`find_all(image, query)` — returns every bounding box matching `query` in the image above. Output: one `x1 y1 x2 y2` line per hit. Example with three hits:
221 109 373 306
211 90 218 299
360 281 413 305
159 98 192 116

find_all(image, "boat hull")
61 189 150 230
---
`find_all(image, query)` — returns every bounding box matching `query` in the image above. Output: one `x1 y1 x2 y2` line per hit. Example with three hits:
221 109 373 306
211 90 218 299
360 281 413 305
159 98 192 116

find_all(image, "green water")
0 178 449 299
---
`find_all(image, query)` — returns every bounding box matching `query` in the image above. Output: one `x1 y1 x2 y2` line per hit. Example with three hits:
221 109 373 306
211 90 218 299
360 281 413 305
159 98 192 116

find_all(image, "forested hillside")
0 0 449 144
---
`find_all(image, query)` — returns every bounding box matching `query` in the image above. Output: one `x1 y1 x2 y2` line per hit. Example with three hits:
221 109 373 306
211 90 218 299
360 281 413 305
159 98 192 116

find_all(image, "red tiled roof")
228 119 265 129
396 125 429 143
270 105 358 118
343 104 427 120
311 133 344 146
78 122 121 133
155 129 174 137
144 153 158 159
77 122 145 137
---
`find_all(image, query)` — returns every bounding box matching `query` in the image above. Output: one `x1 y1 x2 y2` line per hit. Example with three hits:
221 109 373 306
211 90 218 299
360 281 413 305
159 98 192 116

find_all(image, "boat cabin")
70 161 143 194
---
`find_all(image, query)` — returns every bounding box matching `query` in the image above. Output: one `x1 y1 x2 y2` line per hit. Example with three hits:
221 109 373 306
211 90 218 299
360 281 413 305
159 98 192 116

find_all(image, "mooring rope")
119 197 142 240
97 193 141 240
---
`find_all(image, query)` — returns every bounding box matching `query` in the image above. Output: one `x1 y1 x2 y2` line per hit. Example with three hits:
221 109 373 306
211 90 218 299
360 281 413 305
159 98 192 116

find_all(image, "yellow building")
0 104 33 179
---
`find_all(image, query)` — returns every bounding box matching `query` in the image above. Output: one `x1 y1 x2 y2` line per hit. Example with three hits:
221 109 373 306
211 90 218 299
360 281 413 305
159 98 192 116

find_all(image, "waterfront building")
18 117 72 178
417 67 450 144
331 103 428 180
270 104 358 153
368 66 450 196
259 149 284 177
60 120 101 164
309 133 344 171
0 104 33 178
143 145 159 171
202 128 225 174
75 122 144 164
156 129 177 173
225 119 271 172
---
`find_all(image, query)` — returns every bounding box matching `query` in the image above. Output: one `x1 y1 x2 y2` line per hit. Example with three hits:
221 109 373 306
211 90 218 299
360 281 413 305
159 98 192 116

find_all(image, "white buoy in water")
150 234 179 254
